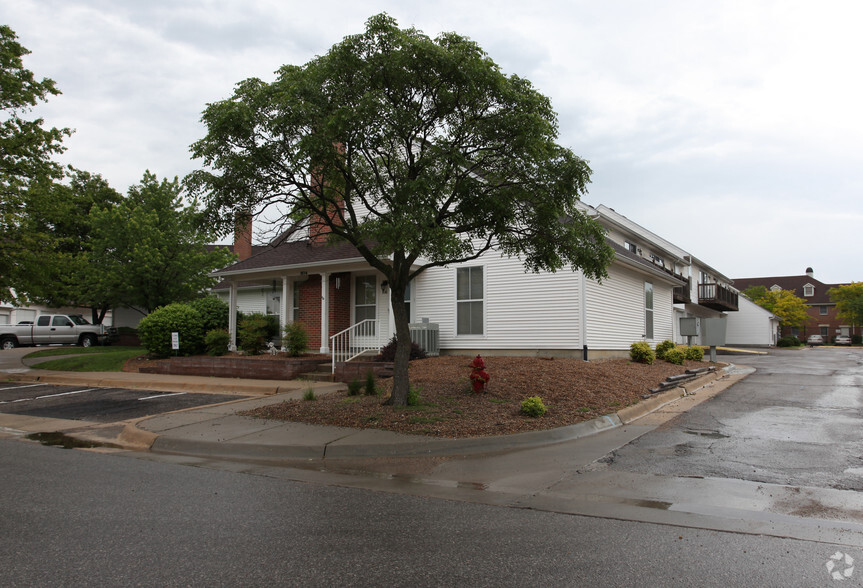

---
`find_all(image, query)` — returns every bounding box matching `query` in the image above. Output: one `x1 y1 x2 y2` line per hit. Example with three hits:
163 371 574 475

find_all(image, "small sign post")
171 332 180 355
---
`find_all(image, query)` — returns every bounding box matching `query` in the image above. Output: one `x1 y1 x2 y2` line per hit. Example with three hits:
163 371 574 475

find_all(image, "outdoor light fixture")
381 281 389 294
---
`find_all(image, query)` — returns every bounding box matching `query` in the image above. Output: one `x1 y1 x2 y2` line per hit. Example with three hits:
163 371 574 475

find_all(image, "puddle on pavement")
26 431 101 449
684 429 730 439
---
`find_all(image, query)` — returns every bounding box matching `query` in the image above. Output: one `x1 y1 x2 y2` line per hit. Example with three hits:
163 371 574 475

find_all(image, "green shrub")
521 396 547 418
777 336 801 347
364 370 378 396
282 322 309 357
684 345 704 361
204 329 231 356
629 341 655 364
407 385 422 406
189 296 230 333
303 388 316 401
138 304 204 358
347 378 363 396
665 346 686 365
237 313 273 355
853 335 862 345
655 340 675 360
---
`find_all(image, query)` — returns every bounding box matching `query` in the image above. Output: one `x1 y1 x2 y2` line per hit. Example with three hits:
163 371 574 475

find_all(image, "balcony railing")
673 277 691 304
697 283 739 312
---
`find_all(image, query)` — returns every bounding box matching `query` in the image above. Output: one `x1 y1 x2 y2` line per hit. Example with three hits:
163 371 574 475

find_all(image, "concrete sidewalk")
1 357 740 460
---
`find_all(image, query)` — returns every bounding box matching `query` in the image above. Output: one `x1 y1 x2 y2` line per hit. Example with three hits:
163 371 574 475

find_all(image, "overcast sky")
7 0 861 284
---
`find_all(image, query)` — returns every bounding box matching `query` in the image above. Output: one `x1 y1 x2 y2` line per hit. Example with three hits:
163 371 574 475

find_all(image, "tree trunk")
384 282 412 407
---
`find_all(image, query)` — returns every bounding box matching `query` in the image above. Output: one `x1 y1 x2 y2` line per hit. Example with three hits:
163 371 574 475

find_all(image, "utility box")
700 317 727 347
679 317 700 337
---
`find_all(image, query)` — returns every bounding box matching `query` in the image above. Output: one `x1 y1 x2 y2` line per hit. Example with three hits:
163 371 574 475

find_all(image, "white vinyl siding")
414 250 583 351
725 296 778 346
584 264 673 349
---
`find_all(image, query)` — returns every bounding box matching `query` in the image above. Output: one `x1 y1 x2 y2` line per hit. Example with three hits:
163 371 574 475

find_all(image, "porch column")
319 272 330 353
228 280 238 352
280 276 290 352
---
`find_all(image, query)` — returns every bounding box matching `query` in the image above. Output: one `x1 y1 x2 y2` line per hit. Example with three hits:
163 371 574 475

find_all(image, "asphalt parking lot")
0 382 248 423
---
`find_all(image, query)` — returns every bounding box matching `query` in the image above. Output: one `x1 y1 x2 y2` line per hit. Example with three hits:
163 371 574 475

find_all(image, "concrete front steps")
299 362 335 382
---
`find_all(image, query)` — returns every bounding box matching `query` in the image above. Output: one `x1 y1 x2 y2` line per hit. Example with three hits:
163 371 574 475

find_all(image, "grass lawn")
25 346 145 372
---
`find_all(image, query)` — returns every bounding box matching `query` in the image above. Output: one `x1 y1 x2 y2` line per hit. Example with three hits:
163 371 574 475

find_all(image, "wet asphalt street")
606 347 863 490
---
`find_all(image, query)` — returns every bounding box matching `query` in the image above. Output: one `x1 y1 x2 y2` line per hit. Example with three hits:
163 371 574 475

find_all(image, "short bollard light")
469 354 490 393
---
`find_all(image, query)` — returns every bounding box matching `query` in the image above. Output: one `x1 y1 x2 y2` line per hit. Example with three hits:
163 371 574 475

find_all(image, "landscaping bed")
245 355 717 438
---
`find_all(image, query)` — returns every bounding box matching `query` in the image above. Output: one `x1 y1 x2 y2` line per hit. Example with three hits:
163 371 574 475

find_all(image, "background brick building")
735 268 859 342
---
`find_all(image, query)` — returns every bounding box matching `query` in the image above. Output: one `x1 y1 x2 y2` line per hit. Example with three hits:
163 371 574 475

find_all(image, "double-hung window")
644 282 654 340
457 267 483 335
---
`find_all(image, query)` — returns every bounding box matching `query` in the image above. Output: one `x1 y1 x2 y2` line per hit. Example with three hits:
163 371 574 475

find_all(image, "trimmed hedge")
138 304 205 357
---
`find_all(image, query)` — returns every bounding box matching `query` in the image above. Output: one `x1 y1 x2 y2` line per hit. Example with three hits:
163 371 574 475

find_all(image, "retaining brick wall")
334 360 394 382
139 356 325 380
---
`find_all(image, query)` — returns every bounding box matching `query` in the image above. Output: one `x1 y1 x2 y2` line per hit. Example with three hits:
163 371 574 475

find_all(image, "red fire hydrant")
469 355 490 393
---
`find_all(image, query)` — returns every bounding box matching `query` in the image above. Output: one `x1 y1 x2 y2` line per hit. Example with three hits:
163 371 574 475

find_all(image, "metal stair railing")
330 319 380 373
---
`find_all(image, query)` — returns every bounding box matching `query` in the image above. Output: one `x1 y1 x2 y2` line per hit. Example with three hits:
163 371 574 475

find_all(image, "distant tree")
829 282 863 328
187 14 614 406
0 25 71 301
18 169 123 323
88 171 236 314
744 287 808 328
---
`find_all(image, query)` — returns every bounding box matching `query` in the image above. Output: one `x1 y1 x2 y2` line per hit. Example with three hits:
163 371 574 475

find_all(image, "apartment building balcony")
673 277 691 304
698 283 739 312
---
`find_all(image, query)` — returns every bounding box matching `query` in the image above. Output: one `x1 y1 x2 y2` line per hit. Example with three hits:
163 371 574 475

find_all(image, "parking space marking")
0 388 98 404
138 392 187 401
0 383 46 390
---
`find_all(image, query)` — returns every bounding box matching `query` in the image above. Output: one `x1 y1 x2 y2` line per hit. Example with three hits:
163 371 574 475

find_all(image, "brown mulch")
242 355 715 439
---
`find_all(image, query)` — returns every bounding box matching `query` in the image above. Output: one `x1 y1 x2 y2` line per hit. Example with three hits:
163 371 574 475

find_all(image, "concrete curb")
133 365 738 460
7 361 740 460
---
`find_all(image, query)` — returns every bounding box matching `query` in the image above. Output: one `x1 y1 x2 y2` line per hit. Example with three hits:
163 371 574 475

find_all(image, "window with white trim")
354 275 377 334
820 305 828 315
803 284 814 297
644 282 654 340
404 281 412 323
457 267 483 335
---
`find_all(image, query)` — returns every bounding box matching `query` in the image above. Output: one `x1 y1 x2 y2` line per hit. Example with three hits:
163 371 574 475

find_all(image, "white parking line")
0 383 46 390
138 392 186 401
0 387 98 404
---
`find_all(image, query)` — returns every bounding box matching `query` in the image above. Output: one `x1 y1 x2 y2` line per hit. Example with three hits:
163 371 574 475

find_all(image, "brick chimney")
234 214 252 261
308 171 344 246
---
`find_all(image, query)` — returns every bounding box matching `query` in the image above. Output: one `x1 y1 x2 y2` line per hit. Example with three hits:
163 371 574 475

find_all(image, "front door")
353 275 377 347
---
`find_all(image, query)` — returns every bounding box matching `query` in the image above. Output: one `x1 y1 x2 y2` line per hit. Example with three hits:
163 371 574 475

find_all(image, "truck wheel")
80 335 96 348
1 338 18 350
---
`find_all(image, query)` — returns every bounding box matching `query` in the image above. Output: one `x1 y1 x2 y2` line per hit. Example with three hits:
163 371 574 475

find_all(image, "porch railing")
330 319 382 373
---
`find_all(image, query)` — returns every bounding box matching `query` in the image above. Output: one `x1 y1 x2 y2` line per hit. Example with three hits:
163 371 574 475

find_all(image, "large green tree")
89 171 235 314
19 168 123 323
187 14 613 406
742 286 809 328
0 25 71 301
829 282 863 329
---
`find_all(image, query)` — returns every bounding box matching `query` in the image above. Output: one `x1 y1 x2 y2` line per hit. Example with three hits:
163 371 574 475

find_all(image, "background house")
734 268 859 342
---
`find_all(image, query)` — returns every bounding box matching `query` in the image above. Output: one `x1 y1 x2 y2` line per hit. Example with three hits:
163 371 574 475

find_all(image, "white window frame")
353 274 378 334
644 281 654 340
803 284 815 297
456 266 484 336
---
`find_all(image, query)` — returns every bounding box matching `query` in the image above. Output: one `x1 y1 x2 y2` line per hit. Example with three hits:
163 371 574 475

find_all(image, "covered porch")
213 239 418 368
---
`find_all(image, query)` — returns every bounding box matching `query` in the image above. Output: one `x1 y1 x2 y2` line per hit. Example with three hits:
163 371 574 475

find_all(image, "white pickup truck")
0 314 112 349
